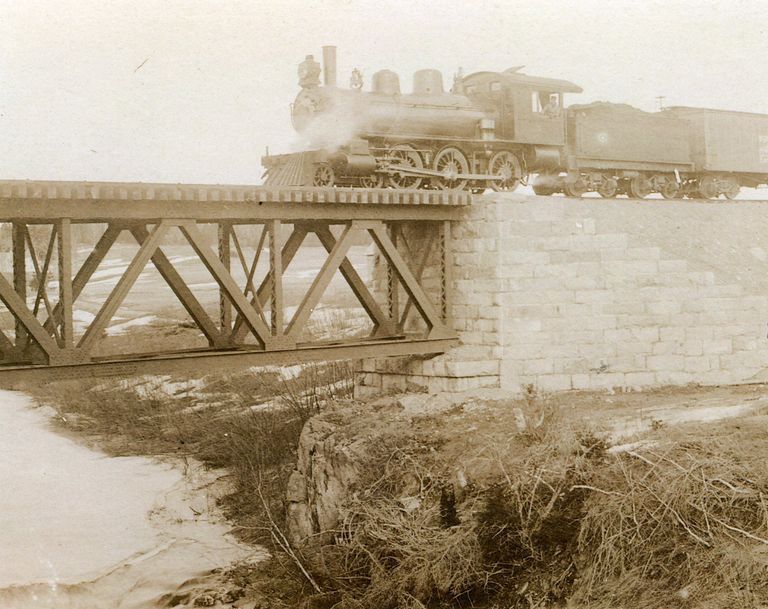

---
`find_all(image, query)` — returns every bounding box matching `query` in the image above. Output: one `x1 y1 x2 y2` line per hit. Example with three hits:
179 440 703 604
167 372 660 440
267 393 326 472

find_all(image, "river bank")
0 389 264 609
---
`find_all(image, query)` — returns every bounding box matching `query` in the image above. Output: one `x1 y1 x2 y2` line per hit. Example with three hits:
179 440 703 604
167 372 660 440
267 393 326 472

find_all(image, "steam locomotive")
262 46 768 199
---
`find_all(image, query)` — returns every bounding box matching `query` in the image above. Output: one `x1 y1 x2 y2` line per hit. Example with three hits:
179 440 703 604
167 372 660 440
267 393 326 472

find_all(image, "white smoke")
289 90 365 153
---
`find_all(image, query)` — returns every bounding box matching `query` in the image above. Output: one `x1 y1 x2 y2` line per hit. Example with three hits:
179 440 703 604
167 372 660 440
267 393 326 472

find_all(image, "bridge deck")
0 181 469 222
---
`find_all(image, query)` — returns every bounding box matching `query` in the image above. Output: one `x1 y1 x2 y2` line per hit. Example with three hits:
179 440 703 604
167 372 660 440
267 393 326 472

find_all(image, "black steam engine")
262 46 768 199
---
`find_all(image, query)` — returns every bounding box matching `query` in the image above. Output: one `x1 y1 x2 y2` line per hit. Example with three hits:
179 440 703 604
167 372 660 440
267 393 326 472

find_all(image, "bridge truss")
0 181 466 382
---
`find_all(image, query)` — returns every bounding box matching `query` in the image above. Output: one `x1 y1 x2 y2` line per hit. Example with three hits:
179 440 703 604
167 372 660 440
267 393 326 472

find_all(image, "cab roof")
463 70 583 93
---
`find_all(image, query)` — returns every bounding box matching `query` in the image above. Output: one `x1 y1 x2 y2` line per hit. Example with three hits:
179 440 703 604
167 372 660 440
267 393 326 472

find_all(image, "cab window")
532 91 560 116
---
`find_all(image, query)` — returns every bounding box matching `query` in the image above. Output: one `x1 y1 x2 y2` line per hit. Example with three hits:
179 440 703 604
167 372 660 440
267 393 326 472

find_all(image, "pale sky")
1 0 766 184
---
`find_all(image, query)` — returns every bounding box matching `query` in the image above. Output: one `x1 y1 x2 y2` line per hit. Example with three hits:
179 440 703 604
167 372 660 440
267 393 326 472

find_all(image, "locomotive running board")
383 165 506 181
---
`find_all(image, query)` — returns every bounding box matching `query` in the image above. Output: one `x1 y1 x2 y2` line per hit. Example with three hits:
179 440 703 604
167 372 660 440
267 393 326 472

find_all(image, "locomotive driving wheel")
387 144 424 189
433 146 470 191
488 150 523 192
313 163 335 187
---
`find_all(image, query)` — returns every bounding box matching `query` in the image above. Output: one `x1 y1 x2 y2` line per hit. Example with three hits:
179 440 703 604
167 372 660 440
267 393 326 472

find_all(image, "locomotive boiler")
263 46 768 199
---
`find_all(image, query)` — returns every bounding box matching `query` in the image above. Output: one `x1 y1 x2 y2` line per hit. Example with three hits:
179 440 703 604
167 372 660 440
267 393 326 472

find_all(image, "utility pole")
656 95 666 111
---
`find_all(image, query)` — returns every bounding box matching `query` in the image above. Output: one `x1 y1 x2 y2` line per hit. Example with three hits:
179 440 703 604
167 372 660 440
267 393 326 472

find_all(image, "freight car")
262 46 768 199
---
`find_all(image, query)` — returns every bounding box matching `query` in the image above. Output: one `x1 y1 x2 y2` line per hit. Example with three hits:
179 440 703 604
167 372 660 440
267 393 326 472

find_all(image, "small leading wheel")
313 163 335 187
660 178 680 199
359 173 384 189
597 176 618 198
629 175 652 199
433 146 470 191
697 175 719 199
488 150 523 192
387 144 424 189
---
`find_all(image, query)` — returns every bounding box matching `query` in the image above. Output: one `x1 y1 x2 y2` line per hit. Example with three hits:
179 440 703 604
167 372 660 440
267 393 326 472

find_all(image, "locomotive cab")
462 70 581 146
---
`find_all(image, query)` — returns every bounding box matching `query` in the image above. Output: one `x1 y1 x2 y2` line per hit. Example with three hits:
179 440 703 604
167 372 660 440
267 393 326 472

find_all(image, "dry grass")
291 401 768 609
575 416 768 608
27 357 356 549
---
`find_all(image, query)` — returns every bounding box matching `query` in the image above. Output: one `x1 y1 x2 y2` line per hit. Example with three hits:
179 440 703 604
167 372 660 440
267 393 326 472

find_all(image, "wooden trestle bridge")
0 181 467 382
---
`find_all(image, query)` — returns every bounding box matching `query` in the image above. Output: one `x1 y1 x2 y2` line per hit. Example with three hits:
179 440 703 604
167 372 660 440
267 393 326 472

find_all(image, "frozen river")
0 390 255 609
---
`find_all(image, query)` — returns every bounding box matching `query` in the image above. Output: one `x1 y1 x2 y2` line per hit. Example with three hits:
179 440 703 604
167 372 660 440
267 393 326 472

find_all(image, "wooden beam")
231 225 307 342
78 222 170 352
387 224 399 322
57 219 74 349
43 224 122 334
313 224 395 336
218 222 233 333
399 230 435 328
0 265 60 358
269 220 284 336
286 223 358 338
180 222 277 348
129 225 225 348
369 224 450 338
12 223 27 351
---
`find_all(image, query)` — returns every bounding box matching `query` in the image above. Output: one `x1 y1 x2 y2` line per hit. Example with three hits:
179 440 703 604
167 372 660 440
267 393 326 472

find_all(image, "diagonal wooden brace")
231 225 307 343
180 222 284 349
313 225 397 337
286 223 359 338
43 224 122 335
369 224 452 339
78 222 170 352
0 269 60 360
130 225 226 348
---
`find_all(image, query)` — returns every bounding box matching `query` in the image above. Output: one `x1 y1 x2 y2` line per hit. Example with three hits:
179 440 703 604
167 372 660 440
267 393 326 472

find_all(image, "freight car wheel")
660 179 680 199
387 144 424 189
433 147 470 191
697 176 718 199
597 177 618 198
489 151 522 192
564 176 587 198
723 179 741 200
313 164 335 187
629 175 652 199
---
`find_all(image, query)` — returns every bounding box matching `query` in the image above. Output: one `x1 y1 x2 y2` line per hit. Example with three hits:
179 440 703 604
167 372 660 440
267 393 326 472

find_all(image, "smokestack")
322 45 337 87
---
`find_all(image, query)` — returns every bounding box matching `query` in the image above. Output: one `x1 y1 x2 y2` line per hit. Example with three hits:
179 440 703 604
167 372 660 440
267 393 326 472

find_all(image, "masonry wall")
357 193 768 396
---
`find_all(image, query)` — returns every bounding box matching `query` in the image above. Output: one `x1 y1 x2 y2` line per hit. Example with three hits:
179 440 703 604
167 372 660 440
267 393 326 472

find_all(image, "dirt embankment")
284 384 768 609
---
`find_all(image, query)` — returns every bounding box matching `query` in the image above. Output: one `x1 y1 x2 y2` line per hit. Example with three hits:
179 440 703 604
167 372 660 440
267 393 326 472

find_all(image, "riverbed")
0 390 259 609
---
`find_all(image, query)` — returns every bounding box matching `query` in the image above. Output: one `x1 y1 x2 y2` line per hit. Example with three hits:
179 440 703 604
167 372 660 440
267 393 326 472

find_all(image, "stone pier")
357 193 768 396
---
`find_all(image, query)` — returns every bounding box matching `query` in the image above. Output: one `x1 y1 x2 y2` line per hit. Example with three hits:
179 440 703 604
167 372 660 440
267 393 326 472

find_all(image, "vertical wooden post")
269 219 283 336
12 223 27 352
218 222 233 334
440 220 453 325
57 219 74 349
387 223 399 326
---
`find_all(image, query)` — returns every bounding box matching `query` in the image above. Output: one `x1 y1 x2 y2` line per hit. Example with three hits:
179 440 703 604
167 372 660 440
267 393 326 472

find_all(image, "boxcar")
664 106 768 182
